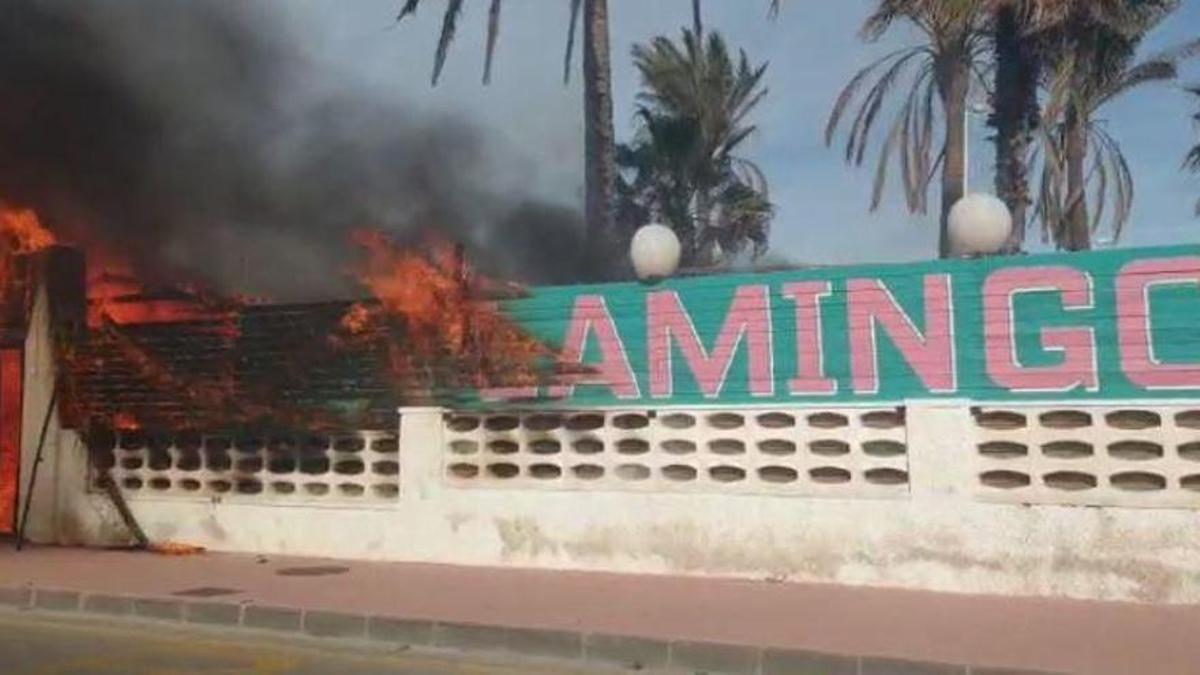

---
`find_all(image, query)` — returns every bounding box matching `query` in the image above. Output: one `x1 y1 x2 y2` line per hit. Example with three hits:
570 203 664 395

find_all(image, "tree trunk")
937 59 969 259
1063 104 1090 251
992 5 1039 253
692 0 702 36
583 0 617 279
693 187 712 266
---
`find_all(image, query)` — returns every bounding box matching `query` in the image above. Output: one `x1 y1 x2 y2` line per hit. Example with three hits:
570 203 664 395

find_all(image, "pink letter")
782 281 836 395
983 266 1098 393
847 275 956 394
647 285 774 398
546 296 639 399
1116 256 1200 390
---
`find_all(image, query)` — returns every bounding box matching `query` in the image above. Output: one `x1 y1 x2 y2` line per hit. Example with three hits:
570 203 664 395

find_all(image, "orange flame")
85 253 239 328
0 206 57 304
148 541 206 556
342 229 549 398
0 207 56 253
112 411 141 432
0 206 55 338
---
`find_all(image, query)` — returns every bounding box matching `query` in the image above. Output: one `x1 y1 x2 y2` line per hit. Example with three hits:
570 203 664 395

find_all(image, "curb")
0 585 1059 675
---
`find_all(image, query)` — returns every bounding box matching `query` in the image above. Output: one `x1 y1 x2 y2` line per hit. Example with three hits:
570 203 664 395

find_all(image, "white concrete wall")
18 287 1200 605
17 284 135 547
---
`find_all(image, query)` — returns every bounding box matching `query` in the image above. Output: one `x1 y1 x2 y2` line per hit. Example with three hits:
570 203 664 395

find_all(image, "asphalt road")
0 612 612 675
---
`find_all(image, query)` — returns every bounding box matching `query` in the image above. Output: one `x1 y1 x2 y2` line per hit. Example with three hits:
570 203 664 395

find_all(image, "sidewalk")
1 544 1198 674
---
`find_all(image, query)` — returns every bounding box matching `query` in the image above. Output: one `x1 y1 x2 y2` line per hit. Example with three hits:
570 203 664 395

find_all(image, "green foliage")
616 29 772 265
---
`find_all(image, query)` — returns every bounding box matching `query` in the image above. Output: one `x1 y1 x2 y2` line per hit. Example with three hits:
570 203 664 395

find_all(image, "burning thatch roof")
61 301 402 433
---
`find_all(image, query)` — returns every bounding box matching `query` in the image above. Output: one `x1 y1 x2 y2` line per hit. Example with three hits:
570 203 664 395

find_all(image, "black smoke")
0 0 588 300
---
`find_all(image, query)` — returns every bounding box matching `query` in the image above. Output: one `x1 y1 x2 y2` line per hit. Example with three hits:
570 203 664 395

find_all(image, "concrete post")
17 247 121 546
398 407 446 502
18 282 60 543
904 401 975 501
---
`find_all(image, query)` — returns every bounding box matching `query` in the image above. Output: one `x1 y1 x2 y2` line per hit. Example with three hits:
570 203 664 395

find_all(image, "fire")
0 206 57 303
0 206 56 253
338 302 372 335
344 230 470 350
0 205 230 328
85 255 238 328
148 541 205 556
342 229 550 398
0 205 554 431
112 412 141 432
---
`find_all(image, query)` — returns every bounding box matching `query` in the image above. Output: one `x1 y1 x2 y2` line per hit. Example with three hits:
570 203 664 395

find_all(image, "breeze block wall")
19 245 1200 605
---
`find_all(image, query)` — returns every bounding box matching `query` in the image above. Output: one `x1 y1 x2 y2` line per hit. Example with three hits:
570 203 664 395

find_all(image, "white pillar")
904 400 975 501
17 283 60 543
398 406 446 502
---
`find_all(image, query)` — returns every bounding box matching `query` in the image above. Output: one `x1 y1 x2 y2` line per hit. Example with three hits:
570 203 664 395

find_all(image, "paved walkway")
1 544 1198 674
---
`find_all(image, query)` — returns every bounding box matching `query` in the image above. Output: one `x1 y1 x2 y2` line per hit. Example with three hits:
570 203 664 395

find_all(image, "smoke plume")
0 0 588 300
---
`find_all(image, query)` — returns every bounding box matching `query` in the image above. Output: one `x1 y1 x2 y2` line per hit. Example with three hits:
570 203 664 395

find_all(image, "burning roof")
0 204 558 434
61 301 399 432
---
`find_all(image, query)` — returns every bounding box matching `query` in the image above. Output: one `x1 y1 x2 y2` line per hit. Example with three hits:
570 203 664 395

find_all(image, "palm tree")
827 1 990 258
616 113 706 256
1035 1 1195 249
617 29 772 264
1185 86 1200 213
987 0 1162 252
988 1 1045 251
397 0 617 278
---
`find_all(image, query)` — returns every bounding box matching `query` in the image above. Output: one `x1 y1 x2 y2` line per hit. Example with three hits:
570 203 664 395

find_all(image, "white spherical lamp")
948 193 1013 256
630 223 681 281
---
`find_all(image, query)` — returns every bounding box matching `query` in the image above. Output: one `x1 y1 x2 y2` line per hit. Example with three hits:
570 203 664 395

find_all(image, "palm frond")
1034 116 1136 246
431 0 466 86
1041 50 1075 126
1185 86 1200 175
1087 126 1108 234
483 0 503 85
1146 37 1200 68
863 0 989 44
563 0 583 84
1033 124 1068 245
827 45 940 214
825 47 926 146
883 63 936 213
862 2 904 40
1186 145 1200 173
397 0 421 21
1091 124 1134 241
874 96 911 212
1100 59 1176 104
731 157 769 194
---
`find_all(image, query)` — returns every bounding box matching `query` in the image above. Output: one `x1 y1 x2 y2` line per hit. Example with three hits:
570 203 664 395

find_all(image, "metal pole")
15 387 57 551
963 104 969 195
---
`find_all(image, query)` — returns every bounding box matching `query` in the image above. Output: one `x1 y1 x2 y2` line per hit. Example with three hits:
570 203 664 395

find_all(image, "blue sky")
289 0 1200 265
